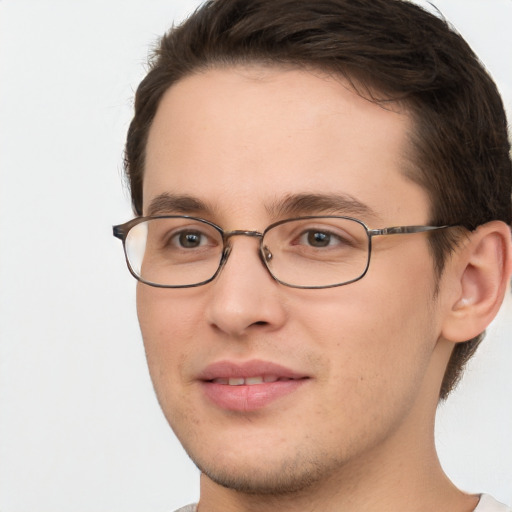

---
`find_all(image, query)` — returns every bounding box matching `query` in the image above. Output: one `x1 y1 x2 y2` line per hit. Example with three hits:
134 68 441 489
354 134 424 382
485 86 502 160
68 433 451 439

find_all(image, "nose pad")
213 238 277 285
220 244 232 267
204 244 229 283
262 245 273 263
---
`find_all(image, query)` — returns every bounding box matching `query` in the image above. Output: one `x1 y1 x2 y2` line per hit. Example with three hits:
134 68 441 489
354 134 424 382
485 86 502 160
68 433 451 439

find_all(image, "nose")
205 235 287 337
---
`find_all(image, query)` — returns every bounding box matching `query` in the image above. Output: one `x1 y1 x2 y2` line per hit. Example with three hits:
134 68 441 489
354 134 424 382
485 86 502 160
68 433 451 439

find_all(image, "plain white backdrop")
0 1 511 511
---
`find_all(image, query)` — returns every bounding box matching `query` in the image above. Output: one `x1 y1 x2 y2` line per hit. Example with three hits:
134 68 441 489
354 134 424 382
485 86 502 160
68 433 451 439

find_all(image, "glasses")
113 215 451 289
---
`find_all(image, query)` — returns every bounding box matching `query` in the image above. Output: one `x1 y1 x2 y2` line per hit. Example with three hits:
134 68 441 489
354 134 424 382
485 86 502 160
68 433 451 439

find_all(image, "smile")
199 360 309 411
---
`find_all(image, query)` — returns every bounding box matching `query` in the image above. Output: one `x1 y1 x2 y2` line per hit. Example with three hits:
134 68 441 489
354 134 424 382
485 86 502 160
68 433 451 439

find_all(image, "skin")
137 66 481 511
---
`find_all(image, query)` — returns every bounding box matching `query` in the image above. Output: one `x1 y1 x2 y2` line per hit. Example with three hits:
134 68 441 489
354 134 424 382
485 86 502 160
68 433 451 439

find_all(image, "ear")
441 221 512 343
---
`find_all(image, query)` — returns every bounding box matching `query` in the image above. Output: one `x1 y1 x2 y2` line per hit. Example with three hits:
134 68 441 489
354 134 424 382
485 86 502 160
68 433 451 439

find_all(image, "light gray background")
0 1 511 511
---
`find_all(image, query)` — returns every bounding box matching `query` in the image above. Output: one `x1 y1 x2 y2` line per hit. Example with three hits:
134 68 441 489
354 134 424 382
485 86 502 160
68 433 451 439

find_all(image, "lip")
198 360 310 412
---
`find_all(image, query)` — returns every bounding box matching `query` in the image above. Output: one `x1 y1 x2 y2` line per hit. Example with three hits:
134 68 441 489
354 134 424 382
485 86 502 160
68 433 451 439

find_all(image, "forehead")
143 65 428 225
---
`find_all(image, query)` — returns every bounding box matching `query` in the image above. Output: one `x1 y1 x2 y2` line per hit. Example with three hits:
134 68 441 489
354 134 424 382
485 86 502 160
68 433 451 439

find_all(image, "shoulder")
474 495 512 512
173 505 197 512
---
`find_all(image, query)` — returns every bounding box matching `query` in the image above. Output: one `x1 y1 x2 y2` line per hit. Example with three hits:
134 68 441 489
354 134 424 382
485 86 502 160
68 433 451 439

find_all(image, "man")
113 0 512 510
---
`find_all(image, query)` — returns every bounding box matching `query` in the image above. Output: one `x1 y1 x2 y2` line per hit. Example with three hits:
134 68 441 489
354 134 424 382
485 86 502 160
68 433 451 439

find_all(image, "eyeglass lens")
124 217 371 288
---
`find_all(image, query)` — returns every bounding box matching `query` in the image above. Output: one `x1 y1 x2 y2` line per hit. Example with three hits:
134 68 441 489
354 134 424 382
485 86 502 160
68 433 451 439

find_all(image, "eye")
172 229 210 249
298 229 345 248
305 230 332 247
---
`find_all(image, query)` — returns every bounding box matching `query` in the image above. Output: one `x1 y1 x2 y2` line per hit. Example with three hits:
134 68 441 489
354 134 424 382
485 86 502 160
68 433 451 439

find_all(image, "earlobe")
441 221 512 343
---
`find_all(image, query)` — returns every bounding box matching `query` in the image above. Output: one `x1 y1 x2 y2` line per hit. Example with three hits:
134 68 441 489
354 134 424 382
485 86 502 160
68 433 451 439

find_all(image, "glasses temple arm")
368 225 452 236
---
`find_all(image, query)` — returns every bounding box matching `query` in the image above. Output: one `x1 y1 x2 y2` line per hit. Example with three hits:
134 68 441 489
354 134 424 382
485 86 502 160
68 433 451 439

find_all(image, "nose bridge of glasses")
221 230 265 259
223 230 264 241
219 230 270 274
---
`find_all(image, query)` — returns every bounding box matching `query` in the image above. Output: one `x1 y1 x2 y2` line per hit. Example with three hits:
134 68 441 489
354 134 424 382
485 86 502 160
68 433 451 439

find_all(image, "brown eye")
175 230 207 248
306 231 331 247
298 229 343 248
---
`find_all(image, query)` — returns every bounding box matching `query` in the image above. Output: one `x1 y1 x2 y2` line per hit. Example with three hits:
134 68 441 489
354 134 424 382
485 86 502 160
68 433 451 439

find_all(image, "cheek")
294 262 437 404
136 285 201 393
137 283 201 340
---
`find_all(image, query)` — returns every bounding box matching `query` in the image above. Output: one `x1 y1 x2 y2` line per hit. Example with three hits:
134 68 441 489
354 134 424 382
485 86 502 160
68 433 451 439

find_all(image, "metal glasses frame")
113 215 454 289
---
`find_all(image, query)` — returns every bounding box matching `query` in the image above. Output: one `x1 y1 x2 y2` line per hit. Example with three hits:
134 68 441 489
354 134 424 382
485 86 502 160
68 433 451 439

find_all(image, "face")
138 66 449 495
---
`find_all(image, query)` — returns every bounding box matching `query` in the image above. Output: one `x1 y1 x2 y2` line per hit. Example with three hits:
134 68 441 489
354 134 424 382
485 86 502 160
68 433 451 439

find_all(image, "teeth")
245 376 263 385
211 376 282 386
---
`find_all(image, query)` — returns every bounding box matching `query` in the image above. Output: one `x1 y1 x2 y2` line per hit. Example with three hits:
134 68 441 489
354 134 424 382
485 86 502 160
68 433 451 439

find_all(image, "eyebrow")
146 193 213 216
265 193 380 221
146 191 380 222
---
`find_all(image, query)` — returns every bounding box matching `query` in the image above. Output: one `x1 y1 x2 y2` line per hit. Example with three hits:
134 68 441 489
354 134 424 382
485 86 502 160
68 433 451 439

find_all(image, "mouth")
198 360 310 412
210 375 299 385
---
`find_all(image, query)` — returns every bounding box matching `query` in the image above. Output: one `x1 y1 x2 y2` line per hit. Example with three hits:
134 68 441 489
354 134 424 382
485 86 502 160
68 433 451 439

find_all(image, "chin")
187 443 340 496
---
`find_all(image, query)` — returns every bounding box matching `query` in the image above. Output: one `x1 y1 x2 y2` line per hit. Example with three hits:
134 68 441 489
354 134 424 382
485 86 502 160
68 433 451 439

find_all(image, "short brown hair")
124 0 512 399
